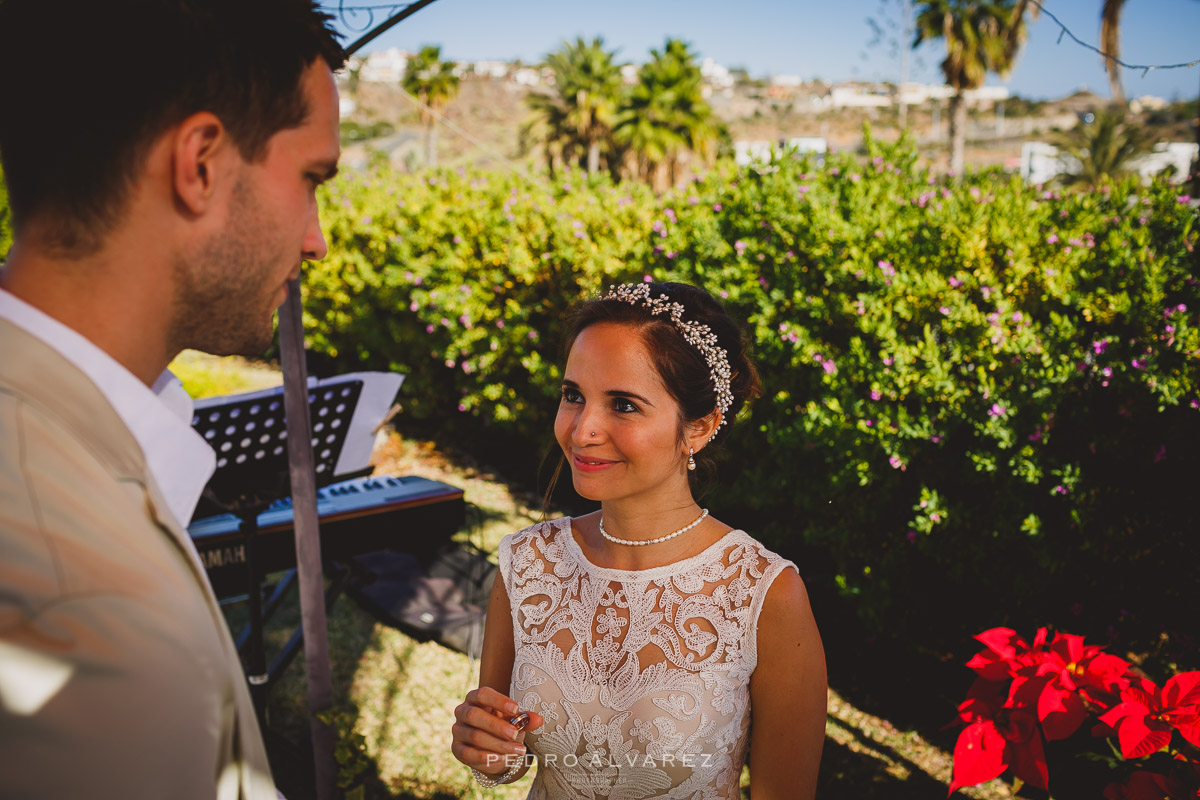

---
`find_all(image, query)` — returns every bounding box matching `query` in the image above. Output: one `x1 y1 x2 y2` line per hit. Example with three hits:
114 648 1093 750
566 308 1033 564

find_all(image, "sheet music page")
327 372 404 476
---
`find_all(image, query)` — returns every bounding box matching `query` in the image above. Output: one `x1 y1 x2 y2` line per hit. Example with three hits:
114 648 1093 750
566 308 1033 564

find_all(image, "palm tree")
1100 0 1127 104
402 45 460 168
525 37 624 176
345 56 363 97
914 0 1038 175
1052 108 1152 184
614 38 722 190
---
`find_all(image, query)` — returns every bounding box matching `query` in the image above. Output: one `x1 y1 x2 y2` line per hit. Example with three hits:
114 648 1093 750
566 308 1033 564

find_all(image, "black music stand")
192 372 402 719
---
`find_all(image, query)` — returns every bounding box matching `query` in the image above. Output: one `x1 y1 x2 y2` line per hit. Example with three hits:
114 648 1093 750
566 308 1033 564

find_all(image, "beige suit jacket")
0 318 276 799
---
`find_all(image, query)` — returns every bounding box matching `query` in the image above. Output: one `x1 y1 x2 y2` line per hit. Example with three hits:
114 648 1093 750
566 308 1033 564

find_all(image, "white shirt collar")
0 288 216 528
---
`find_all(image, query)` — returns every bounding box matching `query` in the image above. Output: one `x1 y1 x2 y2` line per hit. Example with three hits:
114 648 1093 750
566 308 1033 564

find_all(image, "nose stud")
590 431 596 438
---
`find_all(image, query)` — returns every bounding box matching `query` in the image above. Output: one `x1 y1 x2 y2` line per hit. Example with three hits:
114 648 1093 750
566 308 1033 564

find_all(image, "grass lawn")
181 352 1017 799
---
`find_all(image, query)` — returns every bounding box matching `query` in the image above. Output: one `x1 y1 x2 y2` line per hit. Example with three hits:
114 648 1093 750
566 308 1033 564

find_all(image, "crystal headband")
601 283 733 432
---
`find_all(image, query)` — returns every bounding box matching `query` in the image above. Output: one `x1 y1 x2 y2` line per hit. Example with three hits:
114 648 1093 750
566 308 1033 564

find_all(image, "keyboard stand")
191 373 403 726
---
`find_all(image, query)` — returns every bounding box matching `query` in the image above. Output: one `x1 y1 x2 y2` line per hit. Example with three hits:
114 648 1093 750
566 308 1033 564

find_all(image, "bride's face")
554 322 690 503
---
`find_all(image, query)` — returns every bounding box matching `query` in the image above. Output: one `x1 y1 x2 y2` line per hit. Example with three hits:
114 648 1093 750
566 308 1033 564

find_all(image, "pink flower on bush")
888 455 906 470
870 390 882 400
734 240 747 254
1153 445 1167 463
949 276 963 288
1178 195 1192 204
713 203 723 212
878 260 896 277
1094 340 1108 355
989 403 1006 417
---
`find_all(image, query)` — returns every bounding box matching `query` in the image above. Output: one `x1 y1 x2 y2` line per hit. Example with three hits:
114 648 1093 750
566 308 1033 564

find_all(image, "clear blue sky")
321 0 1200 101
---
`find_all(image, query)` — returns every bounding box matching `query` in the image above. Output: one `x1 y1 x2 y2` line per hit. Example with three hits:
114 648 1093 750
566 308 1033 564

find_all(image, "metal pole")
278 280 337 800
241 513 269 725
269 6 445 798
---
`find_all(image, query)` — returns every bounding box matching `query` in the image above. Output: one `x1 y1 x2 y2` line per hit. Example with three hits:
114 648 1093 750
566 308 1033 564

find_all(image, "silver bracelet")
470 759 524 787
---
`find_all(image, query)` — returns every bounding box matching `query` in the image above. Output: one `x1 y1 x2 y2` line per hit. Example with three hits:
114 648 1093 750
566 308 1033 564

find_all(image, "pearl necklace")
599 509 709 546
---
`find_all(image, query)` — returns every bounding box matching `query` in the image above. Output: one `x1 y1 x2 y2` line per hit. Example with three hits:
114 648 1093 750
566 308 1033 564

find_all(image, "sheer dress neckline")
501 520 798 799
558 517 745 582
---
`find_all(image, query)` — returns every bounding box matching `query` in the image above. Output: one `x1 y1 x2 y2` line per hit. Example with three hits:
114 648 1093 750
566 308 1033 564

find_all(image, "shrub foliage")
304 137 1199 645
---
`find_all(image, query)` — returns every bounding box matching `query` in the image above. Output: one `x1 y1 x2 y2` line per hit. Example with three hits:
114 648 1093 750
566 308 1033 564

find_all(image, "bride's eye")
560 387 582 404
613 397 638 414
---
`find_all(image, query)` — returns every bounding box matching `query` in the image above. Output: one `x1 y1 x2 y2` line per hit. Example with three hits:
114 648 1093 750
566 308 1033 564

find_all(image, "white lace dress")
498 517 798 800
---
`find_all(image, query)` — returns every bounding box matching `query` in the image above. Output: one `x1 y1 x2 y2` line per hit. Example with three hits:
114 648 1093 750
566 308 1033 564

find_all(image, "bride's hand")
451 686 545 776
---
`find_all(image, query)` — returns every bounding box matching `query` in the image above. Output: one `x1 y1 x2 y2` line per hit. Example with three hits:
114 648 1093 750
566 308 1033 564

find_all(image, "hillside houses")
346 50 1017 117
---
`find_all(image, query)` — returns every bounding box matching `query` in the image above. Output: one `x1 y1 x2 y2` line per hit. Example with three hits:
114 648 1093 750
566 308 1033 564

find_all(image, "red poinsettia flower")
966 627 1033 681
1034 632 1130 707
1099 672 1200 759
1101 769 1190 800
1009 673 1088 741
1002 632 1133 740
1102 756 1200 800
950 685 1049 794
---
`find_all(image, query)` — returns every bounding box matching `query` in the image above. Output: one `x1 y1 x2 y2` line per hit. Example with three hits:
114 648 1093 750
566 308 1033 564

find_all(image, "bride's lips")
572 454 618 473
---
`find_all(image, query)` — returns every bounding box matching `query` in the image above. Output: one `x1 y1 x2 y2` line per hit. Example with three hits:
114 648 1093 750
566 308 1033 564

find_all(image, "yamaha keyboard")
189 474 465 599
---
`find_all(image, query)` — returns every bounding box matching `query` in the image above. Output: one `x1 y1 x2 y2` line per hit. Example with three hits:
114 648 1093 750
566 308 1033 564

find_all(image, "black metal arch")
325 0 442 55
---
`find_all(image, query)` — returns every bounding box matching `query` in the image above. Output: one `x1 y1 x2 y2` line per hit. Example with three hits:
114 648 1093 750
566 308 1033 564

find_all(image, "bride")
451 282 826 799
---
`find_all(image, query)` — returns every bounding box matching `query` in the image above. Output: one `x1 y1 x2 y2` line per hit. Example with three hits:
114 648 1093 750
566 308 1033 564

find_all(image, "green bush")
306 138 1200 649
339 119 396 144
0 163 12 262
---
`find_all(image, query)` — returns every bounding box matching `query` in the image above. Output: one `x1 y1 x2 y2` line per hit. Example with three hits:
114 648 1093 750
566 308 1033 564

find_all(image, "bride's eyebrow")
561 379 654 407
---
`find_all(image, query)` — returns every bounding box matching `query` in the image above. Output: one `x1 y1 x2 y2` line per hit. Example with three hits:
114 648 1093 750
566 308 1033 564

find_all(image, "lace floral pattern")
499 518 797 799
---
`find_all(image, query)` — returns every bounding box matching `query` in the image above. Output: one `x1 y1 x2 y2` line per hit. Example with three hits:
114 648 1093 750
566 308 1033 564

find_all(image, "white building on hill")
1021 140 1198 185
701 58 733 90
470 60 509 79
361 48 410 83
830 84 891 108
